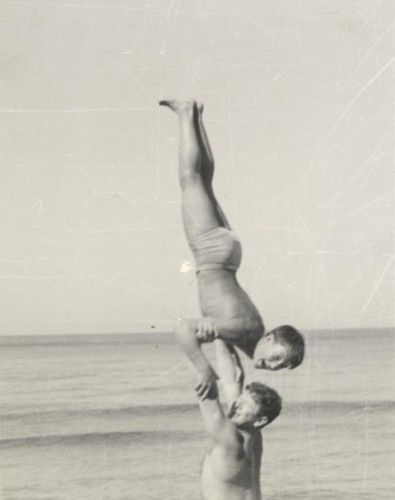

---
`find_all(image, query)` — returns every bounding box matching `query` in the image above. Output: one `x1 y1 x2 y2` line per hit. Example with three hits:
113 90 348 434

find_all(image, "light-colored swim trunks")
189 227 242 273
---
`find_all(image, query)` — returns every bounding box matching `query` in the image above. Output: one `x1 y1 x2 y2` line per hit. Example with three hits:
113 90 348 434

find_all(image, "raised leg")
159 99 226 242
195 103 230 230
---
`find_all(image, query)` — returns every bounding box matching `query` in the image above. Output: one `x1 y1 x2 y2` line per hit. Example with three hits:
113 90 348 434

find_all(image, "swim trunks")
189 227 242 273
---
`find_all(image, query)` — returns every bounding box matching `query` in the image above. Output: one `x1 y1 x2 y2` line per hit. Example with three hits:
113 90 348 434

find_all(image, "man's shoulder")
209 429 245 461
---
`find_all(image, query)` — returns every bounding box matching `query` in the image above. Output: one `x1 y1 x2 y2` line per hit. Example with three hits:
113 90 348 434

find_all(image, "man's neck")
238 426 259 441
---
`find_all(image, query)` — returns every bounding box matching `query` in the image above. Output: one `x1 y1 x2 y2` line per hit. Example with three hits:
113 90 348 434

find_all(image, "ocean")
1 329 394 500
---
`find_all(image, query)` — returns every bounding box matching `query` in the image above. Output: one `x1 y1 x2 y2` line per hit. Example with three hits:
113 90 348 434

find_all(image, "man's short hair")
270 325 305 369
245 382 282 424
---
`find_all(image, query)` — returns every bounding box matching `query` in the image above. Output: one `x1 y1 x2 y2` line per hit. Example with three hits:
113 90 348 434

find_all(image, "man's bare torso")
200 432 263 500
197 270 264 355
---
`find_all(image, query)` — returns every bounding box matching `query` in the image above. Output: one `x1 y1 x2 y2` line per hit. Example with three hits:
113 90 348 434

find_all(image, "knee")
178 153 201 180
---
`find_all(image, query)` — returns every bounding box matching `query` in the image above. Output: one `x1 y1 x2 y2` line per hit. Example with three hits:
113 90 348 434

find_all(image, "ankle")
177 102 195 119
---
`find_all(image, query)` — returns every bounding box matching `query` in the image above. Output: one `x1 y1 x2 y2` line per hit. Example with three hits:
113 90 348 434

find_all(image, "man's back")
201 432 263 500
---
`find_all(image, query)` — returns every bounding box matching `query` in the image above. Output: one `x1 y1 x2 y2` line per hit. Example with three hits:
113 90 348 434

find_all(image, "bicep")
198 398 241 449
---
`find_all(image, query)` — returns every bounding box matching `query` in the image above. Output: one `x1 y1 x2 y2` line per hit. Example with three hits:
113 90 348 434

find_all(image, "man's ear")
266 332 274 343
253 415 268 429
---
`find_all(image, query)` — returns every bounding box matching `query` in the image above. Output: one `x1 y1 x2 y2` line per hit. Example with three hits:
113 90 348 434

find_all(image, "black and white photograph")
1 1 394 499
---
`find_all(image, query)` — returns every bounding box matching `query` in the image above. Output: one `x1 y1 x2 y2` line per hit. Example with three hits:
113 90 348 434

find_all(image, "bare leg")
159 99 225 242
195 102 214 186
195 103 231 229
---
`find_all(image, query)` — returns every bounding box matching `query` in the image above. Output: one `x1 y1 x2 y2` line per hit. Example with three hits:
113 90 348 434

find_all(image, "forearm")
215 340 243 404
215 340 239 382
174 319 215 375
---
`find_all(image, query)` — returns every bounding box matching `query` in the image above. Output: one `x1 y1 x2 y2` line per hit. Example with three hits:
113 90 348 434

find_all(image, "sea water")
1 329 394 500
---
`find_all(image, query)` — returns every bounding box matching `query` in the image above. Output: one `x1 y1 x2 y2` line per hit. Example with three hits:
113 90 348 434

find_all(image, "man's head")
227 382 282 430
253 325 305 370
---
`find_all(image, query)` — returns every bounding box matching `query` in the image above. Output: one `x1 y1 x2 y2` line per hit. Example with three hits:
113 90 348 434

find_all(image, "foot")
159 99 196 114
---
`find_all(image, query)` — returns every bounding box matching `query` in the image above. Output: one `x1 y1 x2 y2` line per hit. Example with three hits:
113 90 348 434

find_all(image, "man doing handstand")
160 99 304 392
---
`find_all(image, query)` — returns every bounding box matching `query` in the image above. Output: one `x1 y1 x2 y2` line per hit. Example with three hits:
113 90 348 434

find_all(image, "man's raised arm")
173 319 218 400
174 320 242 452
215 339 244 407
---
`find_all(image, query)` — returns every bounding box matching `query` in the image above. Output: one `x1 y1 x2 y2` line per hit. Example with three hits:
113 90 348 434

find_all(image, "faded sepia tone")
1 1 394 499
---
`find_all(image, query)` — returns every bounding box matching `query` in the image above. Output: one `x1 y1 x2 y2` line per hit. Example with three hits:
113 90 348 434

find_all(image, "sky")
1 0 394 335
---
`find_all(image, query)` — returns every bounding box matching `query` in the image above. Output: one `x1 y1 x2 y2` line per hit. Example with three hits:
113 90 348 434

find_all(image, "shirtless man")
174 322 282 500
160 99 304 388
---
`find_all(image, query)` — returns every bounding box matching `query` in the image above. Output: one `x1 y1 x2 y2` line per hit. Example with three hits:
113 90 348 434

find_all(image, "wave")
0 403 198 421
0 429 203 450
2 400 394 421
2 400 394 446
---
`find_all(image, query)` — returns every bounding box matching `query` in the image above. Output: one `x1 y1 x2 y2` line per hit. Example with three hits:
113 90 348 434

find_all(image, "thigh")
181 177 223 242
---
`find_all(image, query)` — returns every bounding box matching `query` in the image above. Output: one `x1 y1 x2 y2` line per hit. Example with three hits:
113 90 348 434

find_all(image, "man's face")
253 334 289 371
227 391 264 428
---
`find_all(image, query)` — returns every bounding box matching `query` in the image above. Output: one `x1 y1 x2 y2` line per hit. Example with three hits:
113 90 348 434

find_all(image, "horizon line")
0 326 394 338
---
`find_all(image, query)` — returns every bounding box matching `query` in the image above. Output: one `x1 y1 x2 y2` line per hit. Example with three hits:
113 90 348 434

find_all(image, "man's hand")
195 367 219 400
196 317 219 343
